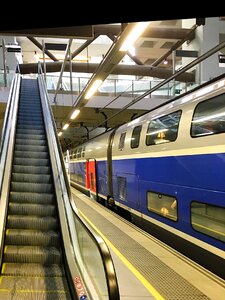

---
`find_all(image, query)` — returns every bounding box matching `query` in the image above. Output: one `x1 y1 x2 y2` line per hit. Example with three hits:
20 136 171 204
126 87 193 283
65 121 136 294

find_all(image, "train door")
85 160 90 191
88 159 98 200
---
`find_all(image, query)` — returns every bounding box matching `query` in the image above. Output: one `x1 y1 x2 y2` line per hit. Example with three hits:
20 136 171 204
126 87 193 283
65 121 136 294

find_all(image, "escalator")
0 78 72 299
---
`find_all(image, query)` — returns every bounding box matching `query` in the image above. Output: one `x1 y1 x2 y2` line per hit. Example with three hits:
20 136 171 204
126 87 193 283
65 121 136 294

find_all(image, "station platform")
71 187 225 300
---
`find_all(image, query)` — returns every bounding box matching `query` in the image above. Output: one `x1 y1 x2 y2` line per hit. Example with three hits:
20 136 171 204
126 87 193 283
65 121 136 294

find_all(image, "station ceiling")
0 18 202 151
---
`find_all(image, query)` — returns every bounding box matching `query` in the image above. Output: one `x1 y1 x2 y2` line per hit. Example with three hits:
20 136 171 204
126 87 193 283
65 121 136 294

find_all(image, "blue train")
67 74 225 279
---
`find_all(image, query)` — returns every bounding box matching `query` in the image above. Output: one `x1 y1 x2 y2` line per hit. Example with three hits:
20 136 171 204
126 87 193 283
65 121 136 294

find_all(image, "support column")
182 17 225 84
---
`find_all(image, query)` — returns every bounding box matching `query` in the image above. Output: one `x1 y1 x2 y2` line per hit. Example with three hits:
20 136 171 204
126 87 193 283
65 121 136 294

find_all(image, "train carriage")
68 74 225 279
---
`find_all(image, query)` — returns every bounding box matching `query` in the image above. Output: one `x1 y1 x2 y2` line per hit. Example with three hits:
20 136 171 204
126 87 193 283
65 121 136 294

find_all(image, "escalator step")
18 111 42 117
12 173 52 183
0 276 71 299
2 262 65 277
18 105 41 110
11 182 53 193
12 165 51 174
16 121 44 126
16 133 45 140
15 138 47 146
18 103 42 108
20 96 41 100
3 245 62 264
16 128 45 135
20 94 40 98
18 99 40 103
7 215 58 230
16 124 44 131
13 157 49 166
18 107 42 112
14 150 48 159
10 192 55 204
18 107 41 112
17 118 43 123
17 119 43 125
14 144 48 152
8 202 56 217
17 112 42 118
5 229 60 247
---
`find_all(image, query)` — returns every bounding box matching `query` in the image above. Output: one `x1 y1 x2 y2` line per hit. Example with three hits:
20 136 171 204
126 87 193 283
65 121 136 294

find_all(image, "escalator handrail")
0 72 21 265
38 75 83 300
37 62 120 300
0 73 19 175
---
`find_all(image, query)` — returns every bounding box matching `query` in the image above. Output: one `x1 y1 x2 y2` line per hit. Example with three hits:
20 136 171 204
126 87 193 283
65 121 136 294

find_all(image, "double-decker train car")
67 74 225 279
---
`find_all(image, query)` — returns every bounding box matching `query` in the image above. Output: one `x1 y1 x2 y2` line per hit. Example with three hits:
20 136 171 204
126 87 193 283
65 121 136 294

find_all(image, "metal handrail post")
53 38 73 103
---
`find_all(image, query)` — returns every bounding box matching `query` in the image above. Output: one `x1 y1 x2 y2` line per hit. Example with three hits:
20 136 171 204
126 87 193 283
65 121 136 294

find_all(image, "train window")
147 191 178 221
146 110 181 146
131 125 142 149
191 93 225 137
82 146 86 157
191 202 225 243
74 149 77 158
77 147 82 158
118 132 126 150
117 176 127 201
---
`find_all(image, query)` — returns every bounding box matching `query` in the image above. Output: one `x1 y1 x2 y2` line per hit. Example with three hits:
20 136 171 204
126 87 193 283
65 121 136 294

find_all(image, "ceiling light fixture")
58 132 62 136
62 123 69 130
84 79 103 99
119 21 150 52
163 58 168 65
70 109 80 120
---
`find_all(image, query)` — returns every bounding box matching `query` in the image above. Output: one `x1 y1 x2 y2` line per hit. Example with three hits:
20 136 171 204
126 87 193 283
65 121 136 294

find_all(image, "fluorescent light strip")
70 109 80 120
63 123 69 130
85 79 103 100
120 22 150 52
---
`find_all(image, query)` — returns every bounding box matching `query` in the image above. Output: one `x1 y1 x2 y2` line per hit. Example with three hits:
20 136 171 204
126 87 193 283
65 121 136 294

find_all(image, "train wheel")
106 196 115 208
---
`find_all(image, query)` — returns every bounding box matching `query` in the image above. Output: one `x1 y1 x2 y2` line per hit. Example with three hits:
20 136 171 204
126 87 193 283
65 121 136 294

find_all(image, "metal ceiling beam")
27 36 58 62
19 61 195 82
0 24 195 41
70 34 99 60
94 24 195 40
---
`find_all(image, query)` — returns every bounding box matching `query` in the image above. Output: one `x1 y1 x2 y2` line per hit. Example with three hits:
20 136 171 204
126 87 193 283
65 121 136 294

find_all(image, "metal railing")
45 73 195 99
0 71 21 273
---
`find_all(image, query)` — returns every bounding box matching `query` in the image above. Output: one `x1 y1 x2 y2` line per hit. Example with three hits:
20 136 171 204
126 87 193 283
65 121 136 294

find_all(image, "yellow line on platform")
79 209 165 300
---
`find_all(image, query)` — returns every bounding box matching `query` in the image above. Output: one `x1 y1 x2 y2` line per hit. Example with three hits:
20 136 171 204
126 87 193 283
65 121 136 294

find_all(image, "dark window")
117 176 127 201
147 191 177 221
191 202 225 242
146 110 181 146
131 125 142 149
82 146 86 157
77 147 82 158
191 93 225 137
74 149 78 158
119 132 126 150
